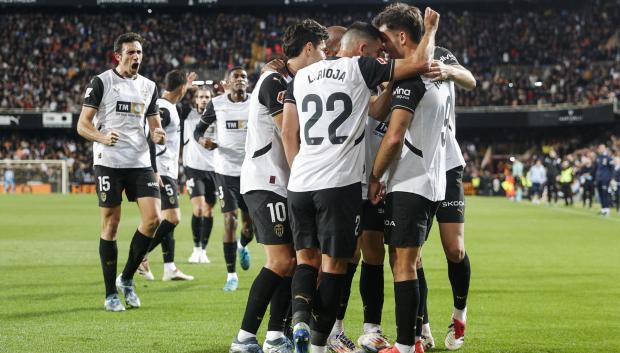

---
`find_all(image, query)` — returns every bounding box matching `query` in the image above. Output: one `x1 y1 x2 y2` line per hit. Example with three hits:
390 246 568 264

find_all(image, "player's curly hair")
282 19 329 58
372 3 423 43
113 32 144 53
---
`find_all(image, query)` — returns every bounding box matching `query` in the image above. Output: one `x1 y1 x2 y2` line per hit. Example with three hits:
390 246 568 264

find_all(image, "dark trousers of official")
561 183 573 206
582 183 594 208
546 181 558 203
596 181 611 209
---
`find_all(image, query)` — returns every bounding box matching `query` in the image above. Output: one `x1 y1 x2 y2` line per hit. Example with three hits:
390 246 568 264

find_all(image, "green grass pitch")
0 194 619 353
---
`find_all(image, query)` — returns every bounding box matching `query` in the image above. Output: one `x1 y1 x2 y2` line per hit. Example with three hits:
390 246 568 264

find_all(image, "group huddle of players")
77 3 475 353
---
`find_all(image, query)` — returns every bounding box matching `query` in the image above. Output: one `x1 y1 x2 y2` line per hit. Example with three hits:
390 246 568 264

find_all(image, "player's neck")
286 58 304 77
162 91 180 104
402 44 418 59
229 91 247 102
114 65 137 79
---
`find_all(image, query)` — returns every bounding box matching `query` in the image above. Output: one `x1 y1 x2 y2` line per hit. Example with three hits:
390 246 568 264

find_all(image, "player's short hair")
227 66 246 78
372 3 423 43
282 19 329 58
342 21 384 45
113 32 144 54
196 86 213 97
164 70 186 92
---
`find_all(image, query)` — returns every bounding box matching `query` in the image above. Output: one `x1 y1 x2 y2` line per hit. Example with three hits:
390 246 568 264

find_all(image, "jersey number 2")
302 92 352 145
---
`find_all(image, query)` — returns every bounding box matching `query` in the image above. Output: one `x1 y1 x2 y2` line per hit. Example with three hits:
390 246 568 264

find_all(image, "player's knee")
362 247 385 265
267 256 295 276
167 214 181 225
102 219 120 239
144 214 162 233
445 244 465 263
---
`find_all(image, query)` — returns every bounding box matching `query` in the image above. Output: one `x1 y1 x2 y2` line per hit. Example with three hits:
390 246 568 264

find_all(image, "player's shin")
99 238 118 296
310 272 347 347
238 267 283 340
121 229 153 280
448 253 470 318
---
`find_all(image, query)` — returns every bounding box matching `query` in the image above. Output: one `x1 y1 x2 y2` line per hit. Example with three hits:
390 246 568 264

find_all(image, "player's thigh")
391 246 422 281
190 195 206 215
288 189 319 253
436 166 465 223
360 229 385 265
321 254 350 274
243 190 292 245
94 165 124 208
215 173 240 213
384 192 438 248
314 183 362 259
99 205 122 240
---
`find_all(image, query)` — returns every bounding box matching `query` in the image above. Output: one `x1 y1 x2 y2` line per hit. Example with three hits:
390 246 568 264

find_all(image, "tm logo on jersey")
116 101 145 115
225 120 247 130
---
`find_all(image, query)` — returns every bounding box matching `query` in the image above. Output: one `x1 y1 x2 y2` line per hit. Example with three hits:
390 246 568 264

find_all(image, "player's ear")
113 51 122 63
399 31 407 47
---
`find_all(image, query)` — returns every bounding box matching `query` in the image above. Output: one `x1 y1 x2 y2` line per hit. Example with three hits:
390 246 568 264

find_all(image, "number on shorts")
354 214 361 236
218 186 225 200
165 184 174 196
267 202 286 223
98 176 110 191
186 178 194 194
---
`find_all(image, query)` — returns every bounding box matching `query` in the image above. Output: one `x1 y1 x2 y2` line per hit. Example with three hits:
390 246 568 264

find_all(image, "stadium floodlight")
0 159 68 194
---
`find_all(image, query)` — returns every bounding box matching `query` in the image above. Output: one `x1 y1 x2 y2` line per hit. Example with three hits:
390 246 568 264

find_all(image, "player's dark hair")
164 70 186 92
282 19 329 58
227 66 247 78
372 3 423 43
344 21 384 43
113 32 144 53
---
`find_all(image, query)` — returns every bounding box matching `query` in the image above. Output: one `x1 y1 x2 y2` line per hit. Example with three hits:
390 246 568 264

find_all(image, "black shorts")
361 200 385 232
160 176 179 210
384 192 439 248
94 165 160 208
288 183 362 258
185 167 216 205
215 173 248 213
243 190 292 245
436 166 465 223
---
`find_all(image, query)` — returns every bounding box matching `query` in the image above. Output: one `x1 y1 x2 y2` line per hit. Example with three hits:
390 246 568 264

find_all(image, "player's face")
196 90 211 111
229 70 248 93
118 41 143 76
378 25 404 59
361 38 384 59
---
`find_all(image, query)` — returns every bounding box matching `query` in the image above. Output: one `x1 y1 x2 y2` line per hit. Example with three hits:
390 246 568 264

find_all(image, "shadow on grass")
185 344 230 353
2 306 93 320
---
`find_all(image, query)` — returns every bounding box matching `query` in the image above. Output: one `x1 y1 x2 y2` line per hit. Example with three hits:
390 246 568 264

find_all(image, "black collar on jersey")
227 93 249 103
113 68 137 80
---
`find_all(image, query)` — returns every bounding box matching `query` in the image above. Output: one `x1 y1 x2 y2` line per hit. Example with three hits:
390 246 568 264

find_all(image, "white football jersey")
200 94 251 177
285 56 395 192
435 47 466 170
155 98 181 179
83 69 158 169
362 115 389 200
183 108 215 171
241 71 291 197
386 74 452 202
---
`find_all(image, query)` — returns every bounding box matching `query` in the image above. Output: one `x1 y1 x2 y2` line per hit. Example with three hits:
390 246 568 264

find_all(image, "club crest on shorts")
100 192 107 202
220 199 226 209
169 196 176 205
274 223 284 237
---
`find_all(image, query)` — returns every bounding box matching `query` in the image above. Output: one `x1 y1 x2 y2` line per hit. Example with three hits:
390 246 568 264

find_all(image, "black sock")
394 280 419 346
268 276 292 332
336 263 358 321
191 215 201 247
223 242 237 273
448 253 471 310
310 272 346 346
201 216 213 249
240 230 253 248
121 230 153 281
360 262 384 325
99 238 118 297
148 219 176 253
161 230 175 263
291 264 319 326
416 267 428 337
241 267 283 334
423 302 429 324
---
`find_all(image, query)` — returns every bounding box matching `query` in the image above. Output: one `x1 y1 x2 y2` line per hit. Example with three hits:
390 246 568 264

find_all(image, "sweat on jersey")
386 72 453 202
155 98 181 179
284 56 395 192
240 71 291 198
194 94 250 177
184 108 215 171
83 69 159 169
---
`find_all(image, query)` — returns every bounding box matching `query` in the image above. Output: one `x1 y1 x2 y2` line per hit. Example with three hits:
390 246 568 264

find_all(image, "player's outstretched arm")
282 102 301 168
427 61 476 90
368 108 413 204
392 7 440 81
77 106 119 146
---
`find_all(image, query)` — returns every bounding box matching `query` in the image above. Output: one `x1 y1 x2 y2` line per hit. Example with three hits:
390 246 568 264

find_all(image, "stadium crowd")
1 0 619 112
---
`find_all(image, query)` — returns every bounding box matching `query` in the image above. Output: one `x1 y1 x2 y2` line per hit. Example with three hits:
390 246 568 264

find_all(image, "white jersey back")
435 47 466 170
362 116 389 200
184 108 215 171
241 71 291 197
82 69 159 169
386 75 452 201
285 56 394 192
208 94 251 177
155 98 181 179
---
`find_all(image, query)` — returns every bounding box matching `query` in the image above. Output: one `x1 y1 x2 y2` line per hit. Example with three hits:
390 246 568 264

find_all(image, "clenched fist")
152 128 166 145
424 7 440 33
102 130 120 146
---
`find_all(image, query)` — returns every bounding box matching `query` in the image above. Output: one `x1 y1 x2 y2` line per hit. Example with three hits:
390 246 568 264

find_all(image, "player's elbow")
386 133 403 149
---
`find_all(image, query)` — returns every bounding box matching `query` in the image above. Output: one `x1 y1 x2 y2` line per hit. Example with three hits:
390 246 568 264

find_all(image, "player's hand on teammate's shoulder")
424 7 440 33
199 137 218 150
101 130 120 146
426 60 450 82
152 127 167 145
262 58 288 77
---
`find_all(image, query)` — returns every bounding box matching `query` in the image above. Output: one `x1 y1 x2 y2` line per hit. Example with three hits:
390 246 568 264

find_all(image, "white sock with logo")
453 307 467 322
163 262 176 272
